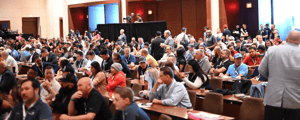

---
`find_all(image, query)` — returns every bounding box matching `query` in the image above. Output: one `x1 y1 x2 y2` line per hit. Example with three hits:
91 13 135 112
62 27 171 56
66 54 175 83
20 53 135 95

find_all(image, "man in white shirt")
1 51 18 74
40 66 61 104
158 46 174 64
175 27 189 49
84 50 103 70
256 35 265 48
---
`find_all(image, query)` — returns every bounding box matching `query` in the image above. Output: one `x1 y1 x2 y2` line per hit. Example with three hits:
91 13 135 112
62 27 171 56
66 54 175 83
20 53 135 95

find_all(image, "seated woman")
181 60 212 90
90 61 107 90
164 61 182 82
3 86 22 120
106 63 126 92
144 67 159 91
59 47 70 59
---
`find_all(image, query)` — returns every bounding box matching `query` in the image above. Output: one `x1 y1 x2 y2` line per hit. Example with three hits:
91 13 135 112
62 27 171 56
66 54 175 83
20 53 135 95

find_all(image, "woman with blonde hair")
144 67 159 91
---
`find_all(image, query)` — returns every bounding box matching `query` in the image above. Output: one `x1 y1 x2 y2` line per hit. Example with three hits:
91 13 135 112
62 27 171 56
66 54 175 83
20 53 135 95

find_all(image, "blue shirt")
121 54 136 65
20 51 31 62
10 49 19 61
226 63 248 78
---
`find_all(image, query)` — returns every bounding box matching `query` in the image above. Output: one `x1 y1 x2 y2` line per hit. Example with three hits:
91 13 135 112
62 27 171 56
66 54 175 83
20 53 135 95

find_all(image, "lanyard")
22 104 27 120
217 59 229 68
234 64 243 75
38 64 43 76
252 58 256 65
125 55 130 64
78 59 83 68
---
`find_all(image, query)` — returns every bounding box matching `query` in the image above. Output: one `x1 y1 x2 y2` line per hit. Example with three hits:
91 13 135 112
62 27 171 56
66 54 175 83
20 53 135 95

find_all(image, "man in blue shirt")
111 87 150 120
121 46 136 65
224 53 248 79
9 79 52 120
19 47 31 62
9 44 18 61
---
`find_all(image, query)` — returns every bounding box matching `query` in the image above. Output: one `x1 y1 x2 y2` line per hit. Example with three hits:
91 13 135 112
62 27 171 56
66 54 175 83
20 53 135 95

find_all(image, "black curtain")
96 21 167 43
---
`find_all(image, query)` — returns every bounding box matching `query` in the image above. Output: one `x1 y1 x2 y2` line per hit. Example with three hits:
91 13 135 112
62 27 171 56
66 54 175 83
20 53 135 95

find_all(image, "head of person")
165 46 172 54
7 86 22 107
144 42 149 49
265 40 273 48
8 44 14 50
40 48 49 58
206 30 212 36
188 59 207 79
286 30 300 45
204 26 209 31
243 24 247 28
124 46 131 57
216 28 221 33
141 48 148 57
120 29 124 34
164 61 176 70
58 73 76 92
214 46 221 56
139 56 147 69
234 53 243 66
159 67 174 84
44 66 54 81
27 68 37 80
113 87 134 111
137 44 141 51
62 65 74 77
260 24 264 29
188 44 194 51
77 77 93 97
86 50 95 60
223 24 228 29
99 50 109 61
271 24 275 29
221 49 230 60
131 37 136 42
62 47 68 53
112 53 121 63
251 43 257 48
91 61 102 75
156 31 161 37
227 45 234 52
176 47 186 59
89 44 95 50
166 55 176 65
33 55 42 67
265 24 269 28
257 45 266 54
0 51 8 60
76 51 84 61
274 34 280 41
115 42 122 50
20 79 40 106
194 49 204 61
164 30 171 38
236 40 242 47
236 25 240 29
111 63 123 75
257 35 263 42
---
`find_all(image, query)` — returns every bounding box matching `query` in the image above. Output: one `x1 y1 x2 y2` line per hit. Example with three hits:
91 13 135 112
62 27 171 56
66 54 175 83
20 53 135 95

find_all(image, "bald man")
60 77 112 120
259 30 300 120
0 62 17 94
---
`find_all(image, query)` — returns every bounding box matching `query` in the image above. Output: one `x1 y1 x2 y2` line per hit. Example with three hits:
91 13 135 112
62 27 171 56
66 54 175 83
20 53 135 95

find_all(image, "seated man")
41 48 58 64
158 46 174 64
0 62 17 94
32 55 59 78
73 51 89 70
209 49 231 76
166 55 179 72
40 66 61 104
99 49 113 72
121 46 136 70
60 77 112 120
211 46 222 65
84 50 103 70
111 87 150 120
147 67 192 109
228 45 239 61
1 51 18 74
243 47 261 66
112 53 132 78
193 49 211 74
137 56 152 79
115 42 125 56
9 79 52 120
235 40 247 53
51 74 78 114
141 48 158 68
224 53 248 79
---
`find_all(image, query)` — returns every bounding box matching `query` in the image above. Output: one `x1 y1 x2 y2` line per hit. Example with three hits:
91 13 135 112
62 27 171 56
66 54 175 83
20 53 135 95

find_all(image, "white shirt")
5 55 18 73
40 78 61 103
257 41 265 48
182 75 207 89
176 32 189 47
85 55 103 70
159 52 174 62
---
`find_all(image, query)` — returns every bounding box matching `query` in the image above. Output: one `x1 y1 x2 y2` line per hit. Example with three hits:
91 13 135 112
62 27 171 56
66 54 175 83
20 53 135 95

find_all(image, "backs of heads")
182 27 187 32
160 67 174 78
156 31 161 36
86 50 95 56
115 87 134 102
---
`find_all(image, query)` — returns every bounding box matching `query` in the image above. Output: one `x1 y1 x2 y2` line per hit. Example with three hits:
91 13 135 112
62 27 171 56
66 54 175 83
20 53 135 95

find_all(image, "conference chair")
248 68 254 79
202 92 223 114
239 97 264 120
188 91 197 109
110 103 116 115
126 79 131 87
18 65 30 75
75 72 83 80
158 114 172 120
132 84 143 97
209 78 223 90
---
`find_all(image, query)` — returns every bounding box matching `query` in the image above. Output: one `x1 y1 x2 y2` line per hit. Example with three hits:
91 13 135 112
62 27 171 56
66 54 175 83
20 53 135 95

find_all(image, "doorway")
59 17 63 38
22 18 38 38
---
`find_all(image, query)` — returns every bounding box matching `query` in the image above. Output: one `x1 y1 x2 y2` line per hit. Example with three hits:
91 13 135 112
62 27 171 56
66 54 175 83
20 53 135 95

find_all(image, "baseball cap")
59 74 76 83
139 56 147 63
234 53 243 59
188 44 194 48
62 65 73 73
115 41 122 46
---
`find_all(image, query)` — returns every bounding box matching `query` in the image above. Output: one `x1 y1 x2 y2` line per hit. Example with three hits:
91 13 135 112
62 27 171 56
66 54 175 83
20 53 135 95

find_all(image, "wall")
69 7 88 34
223 0 240 32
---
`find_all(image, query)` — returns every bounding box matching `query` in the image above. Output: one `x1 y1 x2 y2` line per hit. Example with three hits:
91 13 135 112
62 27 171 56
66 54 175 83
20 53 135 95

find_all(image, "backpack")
180 34 188 49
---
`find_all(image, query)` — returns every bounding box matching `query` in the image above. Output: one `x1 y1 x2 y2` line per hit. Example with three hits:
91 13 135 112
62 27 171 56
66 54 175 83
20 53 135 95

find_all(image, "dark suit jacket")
32 62 60 78
0 68 17 94
28 52 39 62
94 48 100 55
102 57 113 72
151 37 165 60
42 53 57 64
119 60 132 78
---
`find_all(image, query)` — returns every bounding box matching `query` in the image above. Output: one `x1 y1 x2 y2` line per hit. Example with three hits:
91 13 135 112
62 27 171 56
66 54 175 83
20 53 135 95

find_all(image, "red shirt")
106 71 126 92
243 55 261 65
231 50 239 57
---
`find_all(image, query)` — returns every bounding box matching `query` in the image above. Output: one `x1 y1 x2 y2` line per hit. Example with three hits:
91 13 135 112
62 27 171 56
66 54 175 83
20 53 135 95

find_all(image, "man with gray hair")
1 51 18 74
259 30 300 120
193 49 211 74
118 29 127 44
163 30 174 51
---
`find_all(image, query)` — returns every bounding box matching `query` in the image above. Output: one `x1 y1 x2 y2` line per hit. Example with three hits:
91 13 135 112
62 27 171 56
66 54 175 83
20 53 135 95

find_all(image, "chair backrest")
188 91 196 109
110 103 116 115
131 84 143 97
239 97 264 120
131 66 138 79
75 72 83 80
126 79 131 87
158 114 172 120
248 68 254 79
19 65 30 75
210 78 223 90
202 92 223 114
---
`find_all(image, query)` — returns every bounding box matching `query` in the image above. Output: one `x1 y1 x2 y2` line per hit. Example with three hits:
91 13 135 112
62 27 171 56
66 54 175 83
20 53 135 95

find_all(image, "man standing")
223 24 231 42
163 30 174 51
259 30 300 120
264 24 272 40
147 67 192 109
176 27 189 50
119 29 127 44
41 48 58 64
257 24 268 41
151 31 165 60
205 30 217 51
270 24 276 40
9 79 52 120
60 77 112 120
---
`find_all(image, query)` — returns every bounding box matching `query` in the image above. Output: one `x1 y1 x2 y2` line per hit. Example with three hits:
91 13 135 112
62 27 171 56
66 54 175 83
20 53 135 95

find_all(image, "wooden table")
99 89 234 120
130 79 148 90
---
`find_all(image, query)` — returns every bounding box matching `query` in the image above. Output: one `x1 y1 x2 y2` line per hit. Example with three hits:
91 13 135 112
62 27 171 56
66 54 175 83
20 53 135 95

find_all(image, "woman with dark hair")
265 40 273 51
3 86 22 120
59 47 70 58
176 47 186 72
164 61 182 82
180 59 212 90
90 61 107 90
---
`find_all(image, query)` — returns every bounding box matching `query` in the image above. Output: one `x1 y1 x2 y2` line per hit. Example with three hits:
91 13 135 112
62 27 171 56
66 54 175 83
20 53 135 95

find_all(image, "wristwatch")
47 87 52 91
